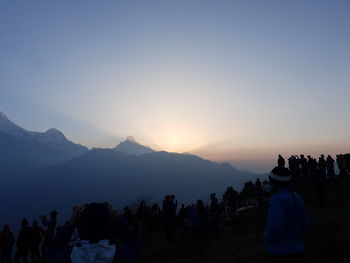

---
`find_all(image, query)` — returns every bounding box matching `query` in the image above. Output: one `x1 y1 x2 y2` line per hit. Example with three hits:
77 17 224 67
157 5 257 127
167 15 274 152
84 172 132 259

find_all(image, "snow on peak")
126 136 137 143
115 136 155 155
45 128 66 140
46 128 62 134
0 111 8 120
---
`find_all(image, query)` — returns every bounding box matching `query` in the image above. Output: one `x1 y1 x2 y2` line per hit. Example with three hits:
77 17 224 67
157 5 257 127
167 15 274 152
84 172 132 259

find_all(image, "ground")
141 176 350 263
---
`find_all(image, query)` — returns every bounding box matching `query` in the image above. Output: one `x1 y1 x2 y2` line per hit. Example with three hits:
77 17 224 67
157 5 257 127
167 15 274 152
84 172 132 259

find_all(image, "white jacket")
71 240 116 263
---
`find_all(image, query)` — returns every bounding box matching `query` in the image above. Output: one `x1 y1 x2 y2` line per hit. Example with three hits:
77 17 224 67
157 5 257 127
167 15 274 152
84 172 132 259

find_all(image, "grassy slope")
141 176 350 263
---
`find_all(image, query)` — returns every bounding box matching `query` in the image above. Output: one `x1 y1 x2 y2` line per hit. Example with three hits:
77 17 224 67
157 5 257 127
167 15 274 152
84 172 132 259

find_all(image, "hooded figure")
264 167 310 263
71 203 115 263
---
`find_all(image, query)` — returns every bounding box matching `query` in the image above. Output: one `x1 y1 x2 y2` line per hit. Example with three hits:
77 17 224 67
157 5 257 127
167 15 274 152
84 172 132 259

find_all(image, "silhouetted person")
177 204 189 238
150 204 162 231
288 155 295 176
209 193 220 214
255 178 263 194
342 154 350 175
299 154 308 177
31 221 45 263
15 219 32 263
123 206 138 234
307 155 313 175
312 160 327 208
0 225 15 263
318 154 326 177
40 210 57 255
222 186 239 217
46 203 139 263
136 201 150 235
241 181 257 198
195 200 208 232
289 155 301 178
326 155 335 177
336 154 344 176
162 195 177 240
209 193 221 234
264 167 309 263
277 154 285 167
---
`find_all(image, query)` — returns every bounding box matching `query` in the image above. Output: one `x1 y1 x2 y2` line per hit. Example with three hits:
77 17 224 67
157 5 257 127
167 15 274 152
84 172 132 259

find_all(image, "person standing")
15 219 32 263
277 154 285 168
0 225 15 263
31 221 45 263
318 155 327 177
264 167 310 263
40 210 58 256
326 155 335 178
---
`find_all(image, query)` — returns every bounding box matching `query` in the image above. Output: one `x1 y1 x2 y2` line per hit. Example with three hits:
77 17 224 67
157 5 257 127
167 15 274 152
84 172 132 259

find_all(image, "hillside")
0 148 259 230
141 176 350 263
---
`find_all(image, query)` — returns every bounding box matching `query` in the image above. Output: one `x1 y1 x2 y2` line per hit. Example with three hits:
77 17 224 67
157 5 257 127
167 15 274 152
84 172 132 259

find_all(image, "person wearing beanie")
264 166 310 263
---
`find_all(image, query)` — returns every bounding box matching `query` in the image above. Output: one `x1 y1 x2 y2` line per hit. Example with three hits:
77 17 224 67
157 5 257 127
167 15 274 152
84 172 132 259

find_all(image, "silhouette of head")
269 166 291 190
78 203 113 243
2 225 10 232
196 200 204 207
21 218 29 227
33 220 38 227
50 210 58 218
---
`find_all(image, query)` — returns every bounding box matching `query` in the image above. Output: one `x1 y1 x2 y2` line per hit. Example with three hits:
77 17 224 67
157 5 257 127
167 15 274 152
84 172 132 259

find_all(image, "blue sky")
1 0 350 172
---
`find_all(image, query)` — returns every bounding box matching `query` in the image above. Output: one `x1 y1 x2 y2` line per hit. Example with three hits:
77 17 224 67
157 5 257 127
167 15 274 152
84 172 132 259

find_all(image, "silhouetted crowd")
278 153 350 178
1 153 349 263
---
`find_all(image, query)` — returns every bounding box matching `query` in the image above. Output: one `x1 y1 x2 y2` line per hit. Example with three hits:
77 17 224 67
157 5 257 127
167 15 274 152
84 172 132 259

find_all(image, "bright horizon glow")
1 0 350 173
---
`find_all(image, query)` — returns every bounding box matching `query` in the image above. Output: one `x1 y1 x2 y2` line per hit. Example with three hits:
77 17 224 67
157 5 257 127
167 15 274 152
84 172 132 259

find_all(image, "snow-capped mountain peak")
0 110 88 160
45 128 66 139
114 136 155 155
126 136 137 144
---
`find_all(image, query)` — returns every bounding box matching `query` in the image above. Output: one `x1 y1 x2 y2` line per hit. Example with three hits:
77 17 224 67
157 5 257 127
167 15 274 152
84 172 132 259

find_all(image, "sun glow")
150 124 205 153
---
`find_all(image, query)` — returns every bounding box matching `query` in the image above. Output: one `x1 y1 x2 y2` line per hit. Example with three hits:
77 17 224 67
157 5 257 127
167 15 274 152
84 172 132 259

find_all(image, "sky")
1 0 350 173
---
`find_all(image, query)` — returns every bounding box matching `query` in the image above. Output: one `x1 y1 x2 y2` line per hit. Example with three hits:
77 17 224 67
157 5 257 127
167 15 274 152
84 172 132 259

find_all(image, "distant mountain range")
0 111 88 166
0 111 260 228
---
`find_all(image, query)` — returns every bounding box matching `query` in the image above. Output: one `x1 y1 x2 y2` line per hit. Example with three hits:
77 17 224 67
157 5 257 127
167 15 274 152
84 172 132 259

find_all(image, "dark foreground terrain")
141 176 350 263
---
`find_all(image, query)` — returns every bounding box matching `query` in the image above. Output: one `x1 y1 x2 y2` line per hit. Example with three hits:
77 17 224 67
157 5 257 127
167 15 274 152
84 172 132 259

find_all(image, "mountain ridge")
114 136 155 155
0 111 89 166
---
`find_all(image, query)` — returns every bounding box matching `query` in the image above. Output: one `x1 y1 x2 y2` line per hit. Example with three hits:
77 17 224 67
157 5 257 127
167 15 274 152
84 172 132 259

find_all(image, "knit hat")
269 167 291 182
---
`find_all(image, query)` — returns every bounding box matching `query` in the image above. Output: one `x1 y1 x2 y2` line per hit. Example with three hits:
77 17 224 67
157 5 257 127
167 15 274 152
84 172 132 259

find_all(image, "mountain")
0 148 259 228
0 111 89 166
114 136 155 155
0 112 261 230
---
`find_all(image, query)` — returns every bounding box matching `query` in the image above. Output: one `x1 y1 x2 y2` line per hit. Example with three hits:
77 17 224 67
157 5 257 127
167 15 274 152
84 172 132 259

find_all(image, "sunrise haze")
1 0 349 173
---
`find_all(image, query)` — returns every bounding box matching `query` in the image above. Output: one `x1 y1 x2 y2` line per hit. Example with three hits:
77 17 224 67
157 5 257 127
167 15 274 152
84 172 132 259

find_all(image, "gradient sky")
1 0 350 173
